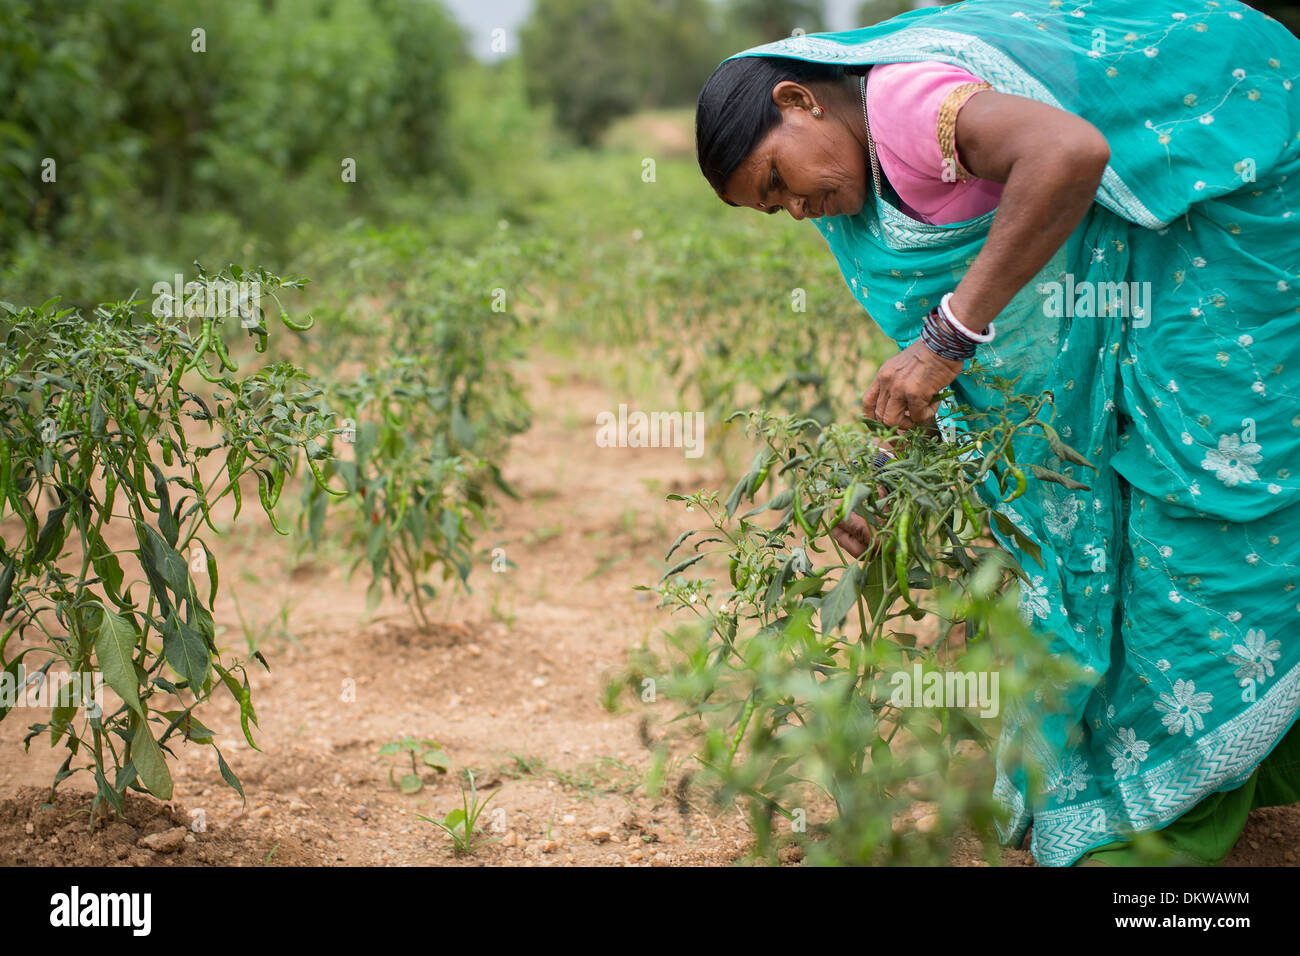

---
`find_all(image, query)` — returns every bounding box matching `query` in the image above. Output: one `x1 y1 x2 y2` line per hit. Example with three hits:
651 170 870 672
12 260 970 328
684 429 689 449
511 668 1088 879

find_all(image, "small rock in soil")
587 828 611 843
138 828 187 854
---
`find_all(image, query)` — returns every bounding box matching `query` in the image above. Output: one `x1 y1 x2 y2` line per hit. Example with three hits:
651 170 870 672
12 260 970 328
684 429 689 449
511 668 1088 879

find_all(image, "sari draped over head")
728 0 1300 865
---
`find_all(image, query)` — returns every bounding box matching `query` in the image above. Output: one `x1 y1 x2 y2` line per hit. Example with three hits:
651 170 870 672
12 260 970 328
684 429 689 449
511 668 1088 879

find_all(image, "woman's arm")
946 91 1110 331
863 92 1110 427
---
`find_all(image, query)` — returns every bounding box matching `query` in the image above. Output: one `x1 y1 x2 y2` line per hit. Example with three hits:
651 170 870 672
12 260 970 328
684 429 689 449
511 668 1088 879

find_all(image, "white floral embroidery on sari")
1018 574 1050 626
1228 628 1282 702
1107 727 1151 778
1201 432 1262 487
1154 679 1214 737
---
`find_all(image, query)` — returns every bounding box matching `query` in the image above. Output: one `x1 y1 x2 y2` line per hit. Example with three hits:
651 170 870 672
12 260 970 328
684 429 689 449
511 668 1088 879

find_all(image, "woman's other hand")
832 440 895 560
862 338 964 430
831 511 877 559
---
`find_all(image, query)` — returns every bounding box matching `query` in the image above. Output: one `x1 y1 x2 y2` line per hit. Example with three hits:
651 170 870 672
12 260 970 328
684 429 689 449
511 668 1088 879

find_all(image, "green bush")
0 265 332 821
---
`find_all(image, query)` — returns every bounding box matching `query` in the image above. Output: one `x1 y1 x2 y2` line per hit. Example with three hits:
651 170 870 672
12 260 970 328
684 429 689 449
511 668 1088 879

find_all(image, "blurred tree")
854 0 916 27
728 0 827 41
642 0 728 107
0 0 468 257
521 0 728 146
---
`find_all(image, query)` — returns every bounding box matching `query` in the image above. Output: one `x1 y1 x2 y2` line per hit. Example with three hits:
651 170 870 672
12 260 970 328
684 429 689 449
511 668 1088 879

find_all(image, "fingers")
906 392 939 427
832 514 874 559
882 391 910 429
830 524 865 559
863 374 917 430
861 380 879 420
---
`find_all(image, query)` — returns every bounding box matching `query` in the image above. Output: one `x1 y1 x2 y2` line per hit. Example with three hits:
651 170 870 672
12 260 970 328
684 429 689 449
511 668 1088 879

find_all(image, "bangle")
920 305 976 360
939 293 996 344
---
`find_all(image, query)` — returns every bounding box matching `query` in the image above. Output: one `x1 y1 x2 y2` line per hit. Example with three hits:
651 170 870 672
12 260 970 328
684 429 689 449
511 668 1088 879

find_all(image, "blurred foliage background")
0 0 938 298
7 0 1294 305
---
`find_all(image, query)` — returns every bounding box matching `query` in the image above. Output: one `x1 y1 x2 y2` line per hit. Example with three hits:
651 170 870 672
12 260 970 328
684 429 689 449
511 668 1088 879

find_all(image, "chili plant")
638 375 1094 864
300 237 533 627
0 264 334 823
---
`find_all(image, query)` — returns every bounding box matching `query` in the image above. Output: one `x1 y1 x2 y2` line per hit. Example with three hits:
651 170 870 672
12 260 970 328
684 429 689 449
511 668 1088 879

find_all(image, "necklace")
859 73 882 200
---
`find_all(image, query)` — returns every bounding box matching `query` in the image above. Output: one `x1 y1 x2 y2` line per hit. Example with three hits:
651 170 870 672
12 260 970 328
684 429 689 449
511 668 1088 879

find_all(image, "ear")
771 80 816 114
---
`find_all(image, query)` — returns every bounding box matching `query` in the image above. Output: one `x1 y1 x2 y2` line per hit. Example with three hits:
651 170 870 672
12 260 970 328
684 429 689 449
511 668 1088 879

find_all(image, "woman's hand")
862 339 964 430
831 438 896 560
831 512 876 559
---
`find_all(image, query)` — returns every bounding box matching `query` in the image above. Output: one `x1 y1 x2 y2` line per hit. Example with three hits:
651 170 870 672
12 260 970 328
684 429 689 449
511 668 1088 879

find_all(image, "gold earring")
811 106 823 118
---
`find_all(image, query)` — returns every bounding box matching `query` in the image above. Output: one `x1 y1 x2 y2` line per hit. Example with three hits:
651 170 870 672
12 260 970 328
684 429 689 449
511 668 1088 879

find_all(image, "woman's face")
721 80 869 221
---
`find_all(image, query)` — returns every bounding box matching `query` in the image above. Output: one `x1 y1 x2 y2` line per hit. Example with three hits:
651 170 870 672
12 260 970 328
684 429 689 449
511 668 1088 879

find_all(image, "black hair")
695 56 863 205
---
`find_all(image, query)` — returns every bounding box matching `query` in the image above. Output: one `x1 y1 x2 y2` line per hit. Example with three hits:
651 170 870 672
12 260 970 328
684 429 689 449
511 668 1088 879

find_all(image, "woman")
695 0 1300 866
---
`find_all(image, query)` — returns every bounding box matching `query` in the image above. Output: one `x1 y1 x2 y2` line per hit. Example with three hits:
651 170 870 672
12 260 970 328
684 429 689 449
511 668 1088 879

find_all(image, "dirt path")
1 348 1295 867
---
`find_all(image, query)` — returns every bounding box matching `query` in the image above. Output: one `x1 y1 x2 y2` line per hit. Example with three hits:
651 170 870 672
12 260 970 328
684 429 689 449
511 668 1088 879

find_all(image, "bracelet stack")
919 292 996 361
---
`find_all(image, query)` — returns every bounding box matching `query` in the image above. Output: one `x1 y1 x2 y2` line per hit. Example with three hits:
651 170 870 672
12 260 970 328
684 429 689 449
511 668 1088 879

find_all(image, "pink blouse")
864 61 1004 225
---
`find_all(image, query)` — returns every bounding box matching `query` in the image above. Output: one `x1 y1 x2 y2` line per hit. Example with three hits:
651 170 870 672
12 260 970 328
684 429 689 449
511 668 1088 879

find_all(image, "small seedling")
379 737 450 795
417 769 498 854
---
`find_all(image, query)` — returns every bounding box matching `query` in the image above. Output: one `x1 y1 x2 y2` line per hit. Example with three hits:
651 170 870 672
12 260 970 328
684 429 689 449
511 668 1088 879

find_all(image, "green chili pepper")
1006 465 1028 501
837 480 860 525
181 318 213 382
960 496 981 537
258 472 287 535
305 455 347 497
895 506 912 605
727 694 756 769
194 354 225 384
213 327 237 372
792 488 815 538
279 308 315 332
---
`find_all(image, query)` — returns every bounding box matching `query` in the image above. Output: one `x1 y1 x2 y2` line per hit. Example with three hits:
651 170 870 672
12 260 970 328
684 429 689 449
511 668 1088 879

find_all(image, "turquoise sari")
729 0 1300 866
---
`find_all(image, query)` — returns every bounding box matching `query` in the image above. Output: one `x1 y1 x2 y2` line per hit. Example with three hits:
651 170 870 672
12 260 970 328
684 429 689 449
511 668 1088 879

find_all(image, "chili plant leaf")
129 711 173 800
216 747 245 799
819 561 862 635
1028 463 1091 491
661 552 706 581
94 606 144 717
161 611 210 689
